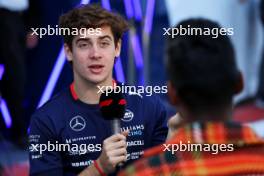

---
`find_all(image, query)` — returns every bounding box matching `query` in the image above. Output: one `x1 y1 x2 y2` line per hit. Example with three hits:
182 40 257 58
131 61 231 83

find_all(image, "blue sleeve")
28 113 63 176
150 97 168 146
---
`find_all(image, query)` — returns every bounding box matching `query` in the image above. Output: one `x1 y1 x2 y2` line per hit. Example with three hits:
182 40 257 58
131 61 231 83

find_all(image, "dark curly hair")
59 4 129 49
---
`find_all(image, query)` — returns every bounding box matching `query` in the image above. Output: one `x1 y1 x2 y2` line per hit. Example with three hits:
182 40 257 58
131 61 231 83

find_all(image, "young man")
119 19 264 176
28 4 168 176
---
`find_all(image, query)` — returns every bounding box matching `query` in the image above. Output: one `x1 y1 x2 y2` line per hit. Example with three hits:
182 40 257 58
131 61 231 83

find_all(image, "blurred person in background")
257 0 264 107
0 0 40 147
119 18 264 176
232 0 264 138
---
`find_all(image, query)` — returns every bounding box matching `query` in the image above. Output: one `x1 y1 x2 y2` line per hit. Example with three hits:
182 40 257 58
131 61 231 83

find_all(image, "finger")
121 130 129 137
108 148 127 157
106 139 127 151
104 133 126 144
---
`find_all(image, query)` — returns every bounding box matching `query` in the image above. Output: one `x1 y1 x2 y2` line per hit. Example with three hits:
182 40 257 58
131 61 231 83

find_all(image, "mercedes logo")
69 116 86 131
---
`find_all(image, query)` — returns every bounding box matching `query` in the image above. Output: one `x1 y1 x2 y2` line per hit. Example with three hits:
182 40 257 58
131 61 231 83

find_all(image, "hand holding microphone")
96 131 129 174
96 90 128 175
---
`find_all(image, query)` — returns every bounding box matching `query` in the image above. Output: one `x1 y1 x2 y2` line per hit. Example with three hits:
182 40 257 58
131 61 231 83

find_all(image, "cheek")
72 50 87 63
104 57 115 72
72 52 88 71
103 49 116 63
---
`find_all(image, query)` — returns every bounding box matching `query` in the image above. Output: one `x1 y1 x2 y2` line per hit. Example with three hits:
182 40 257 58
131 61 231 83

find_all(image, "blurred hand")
96 131 129 174
26 32 39 49
167 113 184 140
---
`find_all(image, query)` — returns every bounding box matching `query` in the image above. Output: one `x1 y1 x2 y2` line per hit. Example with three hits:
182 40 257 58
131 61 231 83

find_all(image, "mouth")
88 64 104 74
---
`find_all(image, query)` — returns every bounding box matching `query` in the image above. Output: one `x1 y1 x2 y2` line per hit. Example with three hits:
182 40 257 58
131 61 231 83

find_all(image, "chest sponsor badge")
121 109 134 122
69 115 86 132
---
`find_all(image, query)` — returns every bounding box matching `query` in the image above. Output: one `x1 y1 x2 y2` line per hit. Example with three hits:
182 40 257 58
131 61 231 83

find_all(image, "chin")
87 75 108 84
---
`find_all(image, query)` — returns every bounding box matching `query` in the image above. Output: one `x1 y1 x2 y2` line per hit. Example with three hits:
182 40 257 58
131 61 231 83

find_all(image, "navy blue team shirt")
29 82 168 176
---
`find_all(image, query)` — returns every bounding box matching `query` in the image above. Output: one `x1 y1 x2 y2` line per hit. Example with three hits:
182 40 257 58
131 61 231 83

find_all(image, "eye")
100 41 110 47
77 41 91 49
78 42 89 49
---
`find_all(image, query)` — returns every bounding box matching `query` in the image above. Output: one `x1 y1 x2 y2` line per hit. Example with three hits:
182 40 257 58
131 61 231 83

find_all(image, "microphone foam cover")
99 91 126 120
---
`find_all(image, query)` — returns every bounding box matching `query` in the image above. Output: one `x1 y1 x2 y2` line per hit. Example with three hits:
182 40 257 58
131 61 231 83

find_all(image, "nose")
89 45 101 60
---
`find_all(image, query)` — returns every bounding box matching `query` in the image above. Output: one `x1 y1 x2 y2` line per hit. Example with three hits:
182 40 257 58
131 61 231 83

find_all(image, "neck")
73 76 113 104
178 104 233 124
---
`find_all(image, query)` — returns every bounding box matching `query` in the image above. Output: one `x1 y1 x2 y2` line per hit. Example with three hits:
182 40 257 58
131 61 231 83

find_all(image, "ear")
234 71 244 94
115 39 121 57
64 44 73 62
167 81 179 105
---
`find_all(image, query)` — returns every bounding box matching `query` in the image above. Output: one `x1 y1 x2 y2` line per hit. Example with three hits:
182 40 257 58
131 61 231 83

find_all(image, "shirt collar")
69 79 117 101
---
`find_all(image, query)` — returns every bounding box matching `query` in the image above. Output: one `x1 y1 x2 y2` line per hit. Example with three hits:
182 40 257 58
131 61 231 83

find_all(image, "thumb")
121 130 129 137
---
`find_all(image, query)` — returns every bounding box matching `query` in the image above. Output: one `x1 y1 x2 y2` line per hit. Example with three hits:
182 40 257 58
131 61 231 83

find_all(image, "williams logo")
121 109 134 122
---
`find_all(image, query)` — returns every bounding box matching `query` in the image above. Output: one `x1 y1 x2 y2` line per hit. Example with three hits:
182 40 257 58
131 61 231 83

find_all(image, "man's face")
65 26 121 84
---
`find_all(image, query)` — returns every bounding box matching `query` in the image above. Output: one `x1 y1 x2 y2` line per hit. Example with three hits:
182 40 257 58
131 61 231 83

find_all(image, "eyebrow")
75 35 113 44
98 35 112 41
75 38 90 44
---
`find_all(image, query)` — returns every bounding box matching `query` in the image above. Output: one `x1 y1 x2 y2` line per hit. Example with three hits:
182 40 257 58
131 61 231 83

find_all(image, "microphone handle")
111 119 124 168
112 118 120 134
